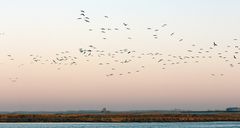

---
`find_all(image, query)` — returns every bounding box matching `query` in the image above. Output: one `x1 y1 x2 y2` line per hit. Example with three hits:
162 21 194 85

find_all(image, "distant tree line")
0 114 240 122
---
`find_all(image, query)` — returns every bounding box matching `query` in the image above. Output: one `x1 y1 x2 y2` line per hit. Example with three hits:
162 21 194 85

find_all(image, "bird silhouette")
161 24 167 27
179 39 183 42
213 42 218 46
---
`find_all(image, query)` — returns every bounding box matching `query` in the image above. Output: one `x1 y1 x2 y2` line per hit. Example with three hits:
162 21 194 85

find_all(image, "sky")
0 0 240 111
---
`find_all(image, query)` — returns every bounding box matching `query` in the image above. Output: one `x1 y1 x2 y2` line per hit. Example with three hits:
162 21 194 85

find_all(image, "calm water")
0 122 240 128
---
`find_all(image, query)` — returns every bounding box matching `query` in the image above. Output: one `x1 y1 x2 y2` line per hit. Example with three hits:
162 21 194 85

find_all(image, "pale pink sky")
0 0 240 111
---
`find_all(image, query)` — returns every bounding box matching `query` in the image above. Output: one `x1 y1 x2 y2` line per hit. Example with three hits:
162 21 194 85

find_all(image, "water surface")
0 122 240 128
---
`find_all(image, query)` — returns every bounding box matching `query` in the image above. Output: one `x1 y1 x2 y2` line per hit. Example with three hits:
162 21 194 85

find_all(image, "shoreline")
0 113 240 122
0 121 240 123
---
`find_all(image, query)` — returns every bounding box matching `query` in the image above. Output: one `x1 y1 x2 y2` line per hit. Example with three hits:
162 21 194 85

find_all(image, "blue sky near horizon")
0 0 240 111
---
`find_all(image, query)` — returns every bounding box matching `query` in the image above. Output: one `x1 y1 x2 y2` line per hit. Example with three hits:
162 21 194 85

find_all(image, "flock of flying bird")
1 10 240 83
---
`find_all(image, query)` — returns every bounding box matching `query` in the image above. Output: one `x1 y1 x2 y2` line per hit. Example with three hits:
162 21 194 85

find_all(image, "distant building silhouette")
101 107 110 113
226 107 240 112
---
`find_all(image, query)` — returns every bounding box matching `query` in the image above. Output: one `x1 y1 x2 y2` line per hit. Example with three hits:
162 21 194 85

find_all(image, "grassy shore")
0 113 240 122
